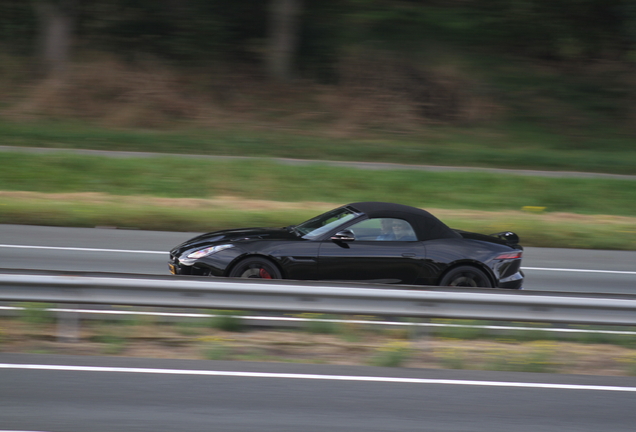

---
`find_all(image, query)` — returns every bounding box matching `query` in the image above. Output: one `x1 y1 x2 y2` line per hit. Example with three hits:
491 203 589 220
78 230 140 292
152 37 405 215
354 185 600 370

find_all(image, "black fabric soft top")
346 202 461 241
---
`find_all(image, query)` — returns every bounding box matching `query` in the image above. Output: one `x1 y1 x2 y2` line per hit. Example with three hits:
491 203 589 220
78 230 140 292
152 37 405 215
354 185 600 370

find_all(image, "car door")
317 218 425 284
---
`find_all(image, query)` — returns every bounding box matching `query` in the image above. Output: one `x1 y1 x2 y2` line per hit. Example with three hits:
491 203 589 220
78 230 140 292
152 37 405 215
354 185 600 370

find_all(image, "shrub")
208 310 245 332
368 340 412 368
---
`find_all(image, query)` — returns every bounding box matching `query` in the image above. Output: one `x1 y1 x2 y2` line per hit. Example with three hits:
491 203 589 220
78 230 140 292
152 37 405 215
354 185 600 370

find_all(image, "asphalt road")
1 224 635 293
2 353 636 432
1 227 636 431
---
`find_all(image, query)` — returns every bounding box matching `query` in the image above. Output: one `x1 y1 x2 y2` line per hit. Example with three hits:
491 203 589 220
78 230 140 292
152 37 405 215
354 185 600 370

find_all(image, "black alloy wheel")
228 257 282 279
439 265 492 288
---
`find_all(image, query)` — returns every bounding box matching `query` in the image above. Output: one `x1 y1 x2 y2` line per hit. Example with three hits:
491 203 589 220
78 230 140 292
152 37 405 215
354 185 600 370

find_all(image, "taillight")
495 251 522 260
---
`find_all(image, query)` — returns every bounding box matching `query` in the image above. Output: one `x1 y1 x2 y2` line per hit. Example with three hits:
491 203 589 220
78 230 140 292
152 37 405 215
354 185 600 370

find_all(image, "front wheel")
228 257 282 279
439 266 492 288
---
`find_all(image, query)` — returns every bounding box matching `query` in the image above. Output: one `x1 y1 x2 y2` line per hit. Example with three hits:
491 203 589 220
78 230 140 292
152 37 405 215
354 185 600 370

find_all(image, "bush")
368 340 411 368
208 310 245 332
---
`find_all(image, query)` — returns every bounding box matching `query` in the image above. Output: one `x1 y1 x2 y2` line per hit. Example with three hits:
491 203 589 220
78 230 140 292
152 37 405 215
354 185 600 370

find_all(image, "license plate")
168 263 176 275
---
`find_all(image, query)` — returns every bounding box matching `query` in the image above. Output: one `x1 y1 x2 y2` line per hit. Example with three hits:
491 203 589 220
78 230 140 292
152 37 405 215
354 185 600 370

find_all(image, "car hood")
171 227 297 255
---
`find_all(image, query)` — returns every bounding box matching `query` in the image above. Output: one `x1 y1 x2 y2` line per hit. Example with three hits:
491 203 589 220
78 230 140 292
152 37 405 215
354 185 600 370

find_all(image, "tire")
228 257 282 279
439 265 492 288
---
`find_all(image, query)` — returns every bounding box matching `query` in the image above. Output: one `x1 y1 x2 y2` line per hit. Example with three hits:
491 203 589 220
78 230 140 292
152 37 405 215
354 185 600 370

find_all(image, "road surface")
1 224 634 293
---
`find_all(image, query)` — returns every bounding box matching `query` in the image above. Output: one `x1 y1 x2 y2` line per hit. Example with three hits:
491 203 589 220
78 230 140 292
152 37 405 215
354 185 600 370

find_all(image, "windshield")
295 207 362 240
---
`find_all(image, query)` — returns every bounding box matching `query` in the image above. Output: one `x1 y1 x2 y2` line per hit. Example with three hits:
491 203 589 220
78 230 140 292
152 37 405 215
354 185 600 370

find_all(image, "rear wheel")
228 257 282 279
439 266 492 288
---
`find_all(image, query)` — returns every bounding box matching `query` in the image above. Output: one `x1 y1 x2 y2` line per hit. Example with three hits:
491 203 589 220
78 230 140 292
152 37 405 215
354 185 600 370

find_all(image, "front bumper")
168 258 207 275
168 260 193 275
168 253 225 276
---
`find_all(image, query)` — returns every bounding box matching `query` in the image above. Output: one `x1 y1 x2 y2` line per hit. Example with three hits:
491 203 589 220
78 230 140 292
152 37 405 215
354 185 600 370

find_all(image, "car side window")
348 218 417 241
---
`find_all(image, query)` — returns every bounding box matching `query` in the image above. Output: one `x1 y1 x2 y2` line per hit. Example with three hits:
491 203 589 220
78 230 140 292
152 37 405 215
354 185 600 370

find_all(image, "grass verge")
0 151 634 249
1 119 635 175
3 312 636 376
1 192 635 250
1 153 634 216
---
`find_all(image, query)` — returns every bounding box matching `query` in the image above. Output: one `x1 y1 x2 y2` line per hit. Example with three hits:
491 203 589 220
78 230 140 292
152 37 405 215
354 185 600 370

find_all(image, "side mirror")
330 229 355 242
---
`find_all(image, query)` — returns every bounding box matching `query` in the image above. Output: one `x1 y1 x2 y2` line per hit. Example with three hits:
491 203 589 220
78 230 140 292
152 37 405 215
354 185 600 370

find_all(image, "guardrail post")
57 305 79 343
408 318 430 359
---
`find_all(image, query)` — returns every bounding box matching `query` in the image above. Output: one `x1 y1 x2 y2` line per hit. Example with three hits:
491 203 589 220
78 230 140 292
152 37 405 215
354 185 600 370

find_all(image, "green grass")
0 151 634 249
201 342 231 361
0 152 634 215
482 343 557 374
17 302 55 327
368 341 412 368
0 117 634 250
207 310 245 332
300 314 340 334
1 119 635 175
88 321 130 355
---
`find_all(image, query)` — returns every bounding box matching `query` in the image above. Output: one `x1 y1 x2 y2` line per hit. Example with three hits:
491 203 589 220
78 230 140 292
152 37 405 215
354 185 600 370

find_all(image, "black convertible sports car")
169 202 524 289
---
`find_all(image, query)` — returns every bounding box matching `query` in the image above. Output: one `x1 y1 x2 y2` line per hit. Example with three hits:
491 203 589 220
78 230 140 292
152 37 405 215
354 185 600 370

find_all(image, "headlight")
186 244 234 259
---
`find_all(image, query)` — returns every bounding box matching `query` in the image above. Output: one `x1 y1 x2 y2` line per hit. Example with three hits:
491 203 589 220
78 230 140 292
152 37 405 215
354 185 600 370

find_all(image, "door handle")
401 253 416 257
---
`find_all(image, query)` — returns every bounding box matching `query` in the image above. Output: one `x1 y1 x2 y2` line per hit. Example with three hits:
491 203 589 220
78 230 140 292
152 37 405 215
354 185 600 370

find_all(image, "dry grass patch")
0 192 635 249
2 191 636 227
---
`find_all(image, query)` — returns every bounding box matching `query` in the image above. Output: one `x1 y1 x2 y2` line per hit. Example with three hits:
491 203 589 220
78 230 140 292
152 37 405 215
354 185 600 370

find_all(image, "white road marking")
1 363 635 392
0 244 166 254
522 267 636 275
0 245 634 274
2 305 635 336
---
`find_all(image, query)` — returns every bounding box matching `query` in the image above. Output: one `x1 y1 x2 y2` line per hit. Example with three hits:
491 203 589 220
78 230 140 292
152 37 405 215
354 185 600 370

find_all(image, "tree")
33 0 77 76
267 0 303 81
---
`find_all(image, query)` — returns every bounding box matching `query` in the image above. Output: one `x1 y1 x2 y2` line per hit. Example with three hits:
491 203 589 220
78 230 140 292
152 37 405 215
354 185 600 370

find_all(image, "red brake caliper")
259 268 272 279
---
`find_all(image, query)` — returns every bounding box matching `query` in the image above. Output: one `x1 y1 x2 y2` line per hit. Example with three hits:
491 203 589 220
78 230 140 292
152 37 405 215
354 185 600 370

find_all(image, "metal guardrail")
1 273 636 326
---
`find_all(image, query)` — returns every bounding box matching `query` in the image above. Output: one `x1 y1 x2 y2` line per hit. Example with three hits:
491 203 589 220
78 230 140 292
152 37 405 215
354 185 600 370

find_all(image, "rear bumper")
498 270 524 289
